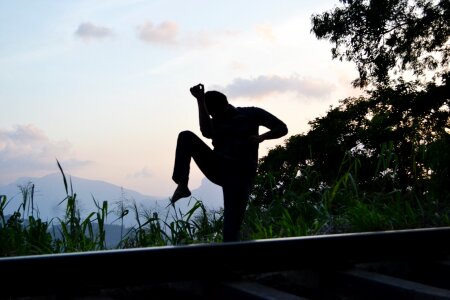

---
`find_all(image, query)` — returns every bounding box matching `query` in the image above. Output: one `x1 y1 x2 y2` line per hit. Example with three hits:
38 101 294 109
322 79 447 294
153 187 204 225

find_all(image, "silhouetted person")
171 83 288 242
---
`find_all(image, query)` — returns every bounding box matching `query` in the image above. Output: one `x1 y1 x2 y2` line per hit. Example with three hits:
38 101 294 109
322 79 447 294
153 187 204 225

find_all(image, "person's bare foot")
169 184 191 205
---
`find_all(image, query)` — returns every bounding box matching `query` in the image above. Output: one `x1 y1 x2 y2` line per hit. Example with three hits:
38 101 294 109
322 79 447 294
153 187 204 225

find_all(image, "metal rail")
1 227 449 298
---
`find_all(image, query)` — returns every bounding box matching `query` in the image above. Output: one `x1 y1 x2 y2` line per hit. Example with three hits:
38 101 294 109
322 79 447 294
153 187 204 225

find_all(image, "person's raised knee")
178 130 196 141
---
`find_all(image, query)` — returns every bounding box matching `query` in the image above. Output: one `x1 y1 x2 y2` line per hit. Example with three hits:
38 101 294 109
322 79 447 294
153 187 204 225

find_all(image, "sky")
0 0 362 198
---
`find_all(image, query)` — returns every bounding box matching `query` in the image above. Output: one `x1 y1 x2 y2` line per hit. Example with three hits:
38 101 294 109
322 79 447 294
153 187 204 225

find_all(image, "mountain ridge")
0 173 223 227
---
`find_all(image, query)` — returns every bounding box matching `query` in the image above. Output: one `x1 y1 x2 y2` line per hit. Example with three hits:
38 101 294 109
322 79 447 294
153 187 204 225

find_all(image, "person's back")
211 105 286 169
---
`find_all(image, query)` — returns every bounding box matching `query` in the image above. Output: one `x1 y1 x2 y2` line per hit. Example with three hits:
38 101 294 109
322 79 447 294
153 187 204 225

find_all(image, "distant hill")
49 222 129 249
0 173 223 228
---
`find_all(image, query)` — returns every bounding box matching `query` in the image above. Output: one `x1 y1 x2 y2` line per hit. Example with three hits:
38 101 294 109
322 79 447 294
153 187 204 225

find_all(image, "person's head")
205 90 229 118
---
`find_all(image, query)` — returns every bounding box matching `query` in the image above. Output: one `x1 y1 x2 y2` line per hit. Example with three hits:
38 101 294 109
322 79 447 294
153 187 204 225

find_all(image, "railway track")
1 227 449 299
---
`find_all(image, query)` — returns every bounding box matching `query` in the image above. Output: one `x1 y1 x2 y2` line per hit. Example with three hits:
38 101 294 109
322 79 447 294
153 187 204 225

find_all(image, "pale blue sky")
0 0 361 196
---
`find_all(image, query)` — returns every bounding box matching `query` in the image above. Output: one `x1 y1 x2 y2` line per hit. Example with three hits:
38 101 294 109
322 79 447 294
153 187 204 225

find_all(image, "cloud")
137 20 240 48
74 22 114 41
219 74 335 100
137 21 179 45
127 167 153 179
255 24 276 42
0 125 90 184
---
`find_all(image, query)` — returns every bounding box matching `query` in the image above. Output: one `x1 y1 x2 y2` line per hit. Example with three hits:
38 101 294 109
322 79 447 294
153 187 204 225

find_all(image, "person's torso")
212 106 260 165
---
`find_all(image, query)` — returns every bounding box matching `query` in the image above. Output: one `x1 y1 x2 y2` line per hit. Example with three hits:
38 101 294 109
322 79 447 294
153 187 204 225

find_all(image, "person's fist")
190 83 204 98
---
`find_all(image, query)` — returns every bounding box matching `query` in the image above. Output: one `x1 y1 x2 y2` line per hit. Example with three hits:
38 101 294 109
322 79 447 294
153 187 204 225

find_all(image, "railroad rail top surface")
1 227 449 298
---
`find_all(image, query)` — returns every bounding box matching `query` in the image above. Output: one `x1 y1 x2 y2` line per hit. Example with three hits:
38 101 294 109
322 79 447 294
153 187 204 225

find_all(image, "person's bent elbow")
280 124 288 137
201 128 213 138
273 124 288 139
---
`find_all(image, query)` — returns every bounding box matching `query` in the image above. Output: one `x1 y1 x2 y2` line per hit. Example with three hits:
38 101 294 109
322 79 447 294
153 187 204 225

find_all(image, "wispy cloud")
74 22 114 42
127 167 153 179
255 24 276 42
137 21 179 45
137 20 240 48
0 125 90 184
218 74 335 100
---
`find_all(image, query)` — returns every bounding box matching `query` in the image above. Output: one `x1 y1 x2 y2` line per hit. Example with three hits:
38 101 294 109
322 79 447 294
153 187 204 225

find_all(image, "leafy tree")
253 79 448 201
311 0 450 87
252 0 450 223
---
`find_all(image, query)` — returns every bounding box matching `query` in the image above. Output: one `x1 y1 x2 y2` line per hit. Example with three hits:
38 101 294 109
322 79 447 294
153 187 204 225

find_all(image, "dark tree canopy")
311 0 450 87
252 0 450 217
253 79 450 208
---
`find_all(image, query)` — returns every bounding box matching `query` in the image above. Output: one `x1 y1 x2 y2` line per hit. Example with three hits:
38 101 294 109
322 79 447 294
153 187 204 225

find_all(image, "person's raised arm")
190 83 213 138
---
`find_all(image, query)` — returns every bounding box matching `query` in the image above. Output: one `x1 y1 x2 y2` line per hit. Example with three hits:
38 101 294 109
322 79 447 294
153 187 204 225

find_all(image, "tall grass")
1 151 449 257
243 145 450 239
0 184 53 256
0 160 224 256
120 198 223 248
51 160 109 253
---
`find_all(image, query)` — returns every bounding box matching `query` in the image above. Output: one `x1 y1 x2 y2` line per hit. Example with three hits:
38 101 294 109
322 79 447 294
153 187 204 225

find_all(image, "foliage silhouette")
311 0 450 87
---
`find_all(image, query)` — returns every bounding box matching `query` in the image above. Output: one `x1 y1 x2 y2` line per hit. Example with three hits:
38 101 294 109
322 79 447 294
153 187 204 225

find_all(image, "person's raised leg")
170 182 191 204
171 130 222 204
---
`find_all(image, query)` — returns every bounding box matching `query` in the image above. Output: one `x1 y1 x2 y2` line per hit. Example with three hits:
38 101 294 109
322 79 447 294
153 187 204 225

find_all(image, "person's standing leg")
222 178 252 242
